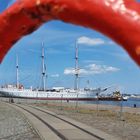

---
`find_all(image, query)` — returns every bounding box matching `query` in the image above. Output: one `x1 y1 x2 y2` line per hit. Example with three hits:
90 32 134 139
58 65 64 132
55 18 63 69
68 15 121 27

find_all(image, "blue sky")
0 0 140 94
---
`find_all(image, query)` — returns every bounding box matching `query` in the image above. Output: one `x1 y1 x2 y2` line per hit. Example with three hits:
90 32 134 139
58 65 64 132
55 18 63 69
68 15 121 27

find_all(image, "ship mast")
74 41 79 90
16 55 19 88
41 42 46 91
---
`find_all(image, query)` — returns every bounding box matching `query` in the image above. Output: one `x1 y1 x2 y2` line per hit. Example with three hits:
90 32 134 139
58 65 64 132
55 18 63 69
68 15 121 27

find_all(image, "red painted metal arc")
0 0 140 66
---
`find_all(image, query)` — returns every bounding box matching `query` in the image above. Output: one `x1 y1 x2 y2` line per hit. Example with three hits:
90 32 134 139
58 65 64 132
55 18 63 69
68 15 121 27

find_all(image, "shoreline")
0 97 140 139
1 96 140 113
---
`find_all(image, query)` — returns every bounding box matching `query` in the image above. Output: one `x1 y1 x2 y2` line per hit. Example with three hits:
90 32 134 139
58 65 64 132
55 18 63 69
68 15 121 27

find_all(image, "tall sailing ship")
0 43 108 101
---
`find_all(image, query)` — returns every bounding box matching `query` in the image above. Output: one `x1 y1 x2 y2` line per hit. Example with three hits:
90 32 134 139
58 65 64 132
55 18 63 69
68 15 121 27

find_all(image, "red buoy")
0 0 140 66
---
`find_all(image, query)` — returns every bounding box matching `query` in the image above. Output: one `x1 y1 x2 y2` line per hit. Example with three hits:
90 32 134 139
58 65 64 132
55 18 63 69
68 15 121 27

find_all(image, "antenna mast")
74 41 79 90
41 42 46 91
16 55 19 88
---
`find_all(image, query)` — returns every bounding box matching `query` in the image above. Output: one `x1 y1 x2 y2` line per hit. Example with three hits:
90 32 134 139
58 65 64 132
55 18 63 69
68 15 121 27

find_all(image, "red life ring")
0 0 140 66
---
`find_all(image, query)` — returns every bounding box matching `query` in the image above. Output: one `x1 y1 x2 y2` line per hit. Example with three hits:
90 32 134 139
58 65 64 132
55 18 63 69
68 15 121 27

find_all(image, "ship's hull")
0 88 125 101
0 88 98 101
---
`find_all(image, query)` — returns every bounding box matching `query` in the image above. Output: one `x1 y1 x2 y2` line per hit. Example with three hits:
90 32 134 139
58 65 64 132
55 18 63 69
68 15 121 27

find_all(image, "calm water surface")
83 98 140 108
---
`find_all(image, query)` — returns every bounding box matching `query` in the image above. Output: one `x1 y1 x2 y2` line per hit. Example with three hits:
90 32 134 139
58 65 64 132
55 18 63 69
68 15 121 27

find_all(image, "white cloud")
77 36 105 46
50 74 60 78
87 64 120 74
64 68 88 75
64 68 75 75
64 64 120 75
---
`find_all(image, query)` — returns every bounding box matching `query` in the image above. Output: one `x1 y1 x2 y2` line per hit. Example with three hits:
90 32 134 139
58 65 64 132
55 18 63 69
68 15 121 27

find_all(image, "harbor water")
83 97 140 108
